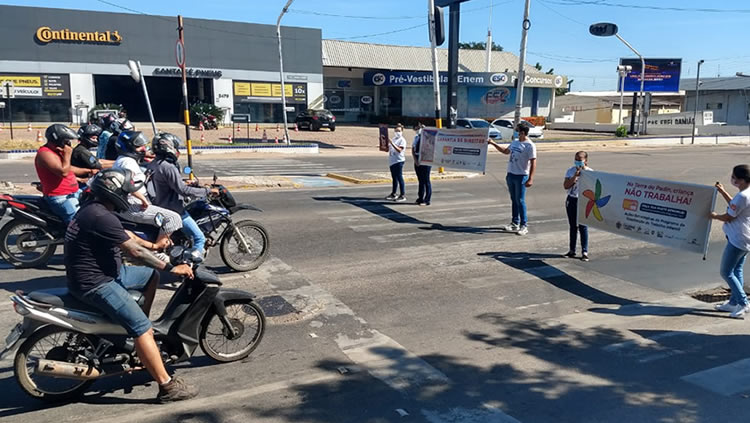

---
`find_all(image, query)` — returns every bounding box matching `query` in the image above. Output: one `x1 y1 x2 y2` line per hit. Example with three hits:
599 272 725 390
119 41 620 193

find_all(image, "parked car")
456 118 502 139
491 119 544 139
296 109 336 131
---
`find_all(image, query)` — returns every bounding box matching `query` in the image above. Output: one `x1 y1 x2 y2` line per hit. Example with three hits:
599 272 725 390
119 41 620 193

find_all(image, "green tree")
458 41 503 51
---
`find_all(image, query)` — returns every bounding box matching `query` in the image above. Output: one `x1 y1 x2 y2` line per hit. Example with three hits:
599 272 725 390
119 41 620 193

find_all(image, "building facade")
0 5 323 124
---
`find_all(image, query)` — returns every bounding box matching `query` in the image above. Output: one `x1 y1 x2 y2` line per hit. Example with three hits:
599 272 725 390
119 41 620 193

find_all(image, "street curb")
326 172 475 185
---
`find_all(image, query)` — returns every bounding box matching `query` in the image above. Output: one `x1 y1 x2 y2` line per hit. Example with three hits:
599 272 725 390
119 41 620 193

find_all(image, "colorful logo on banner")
583 179 611 221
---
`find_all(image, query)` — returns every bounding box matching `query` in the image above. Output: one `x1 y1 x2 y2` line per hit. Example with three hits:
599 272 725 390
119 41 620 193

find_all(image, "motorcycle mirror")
183 166 192 175
169 246 185 264
127 60 141 83
153 212 165 228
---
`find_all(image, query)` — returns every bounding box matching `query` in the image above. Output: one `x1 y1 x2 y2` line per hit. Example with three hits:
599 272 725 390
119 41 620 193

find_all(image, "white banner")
578 171 717 255
418 127 489 172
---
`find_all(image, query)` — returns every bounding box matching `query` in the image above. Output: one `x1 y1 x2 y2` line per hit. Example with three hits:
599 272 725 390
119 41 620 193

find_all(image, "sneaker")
730 304 750 319
581 253 590 262
385 194 397 201
424 202 430 206
501 223 520 232
157 376 199 403
715 301 737 312
415 199 424 206
395 195 407 202
516 226 529 236
563 251 577 258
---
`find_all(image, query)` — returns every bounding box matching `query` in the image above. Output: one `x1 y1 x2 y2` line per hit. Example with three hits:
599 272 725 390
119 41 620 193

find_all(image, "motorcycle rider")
112 131 183 250
104 119 135 161
96 113 118 159
34 124 97 224
65 168 199 402
147 133 217 255
71 124 114 179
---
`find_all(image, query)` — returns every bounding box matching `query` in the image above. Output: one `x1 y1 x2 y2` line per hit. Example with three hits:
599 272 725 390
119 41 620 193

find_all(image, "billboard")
0 73 70 99
619 58 682 93
233 81 307 104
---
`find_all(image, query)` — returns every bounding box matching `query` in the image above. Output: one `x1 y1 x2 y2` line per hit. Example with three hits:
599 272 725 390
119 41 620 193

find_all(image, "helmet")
115 131 149 159
120 120 134 131
89 168 141 212
78 124 103 148
45 124 79 147
98 113 117 130
108 120 122 134
152 133 182 163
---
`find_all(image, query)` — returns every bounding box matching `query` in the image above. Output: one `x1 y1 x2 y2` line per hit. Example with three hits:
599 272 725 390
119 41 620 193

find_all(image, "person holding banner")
563 151 591 261
385 124 407 203
412 123 431 206
711 165 750 318
488 124 537 235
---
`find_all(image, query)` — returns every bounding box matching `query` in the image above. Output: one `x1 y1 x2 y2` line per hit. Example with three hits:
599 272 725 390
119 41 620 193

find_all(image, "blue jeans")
566 196 588 253
45 189 81 224
414 164 432 203
505 173 529 226
389 162 405 196
181 212 206 252
70 265 154 337
720 241 748 307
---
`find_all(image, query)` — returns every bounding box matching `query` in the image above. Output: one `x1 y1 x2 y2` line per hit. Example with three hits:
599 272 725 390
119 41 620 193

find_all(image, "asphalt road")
1 145 749 422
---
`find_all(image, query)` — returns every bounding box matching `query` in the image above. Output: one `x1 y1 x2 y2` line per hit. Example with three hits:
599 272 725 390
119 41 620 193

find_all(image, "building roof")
680 77 750 92
322 39 538 73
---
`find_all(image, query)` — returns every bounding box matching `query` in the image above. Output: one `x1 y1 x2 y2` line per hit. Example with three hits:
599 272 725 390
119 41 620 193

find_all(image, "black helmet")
99 113 117 130
152 133 182 163
115 131 149 159
45 124 79 147
89 168 141 212
78 124 103 148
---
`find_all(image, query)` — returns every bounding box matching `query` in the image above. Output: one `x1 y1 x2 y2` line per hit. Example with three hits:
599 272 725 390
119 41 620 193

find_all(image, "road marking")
682 358 750 396
515 299 567 310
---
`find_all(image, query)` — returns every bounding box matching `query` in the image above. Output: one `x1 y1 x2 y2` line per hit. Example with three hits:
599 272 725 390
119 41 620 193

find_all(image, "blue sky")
5 0 749 91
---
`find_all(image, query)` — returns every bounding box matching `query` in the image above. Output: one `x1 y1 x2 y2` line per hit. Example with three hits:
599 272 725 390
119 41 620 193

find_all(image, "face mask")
574 160 585 168
395 131 402 135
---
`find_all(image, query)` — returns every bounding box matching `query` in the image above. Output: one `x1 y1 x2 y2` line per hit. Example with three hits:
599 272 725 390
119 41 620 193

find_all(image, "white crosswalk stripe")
194 158 351 176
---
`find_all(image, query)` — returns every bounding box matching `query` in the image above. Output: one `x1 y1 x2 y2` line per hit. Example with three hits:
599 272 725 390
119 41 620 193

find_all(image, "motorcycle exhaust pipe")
35 359 101 380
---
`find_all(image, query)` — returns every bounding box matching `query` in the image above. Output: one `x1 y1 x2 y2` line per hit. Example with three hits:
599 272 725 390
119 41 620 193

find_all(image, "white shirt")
389 133 406 166
113 156 150 204
564 165 593 198
506 140 537 176
724 188 750 251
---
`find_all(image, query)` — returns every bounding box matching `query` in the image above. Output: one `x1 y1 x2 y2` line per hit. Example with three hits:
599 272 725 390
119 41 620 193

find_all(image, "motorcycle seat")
28 287 145 312
10 195 64 224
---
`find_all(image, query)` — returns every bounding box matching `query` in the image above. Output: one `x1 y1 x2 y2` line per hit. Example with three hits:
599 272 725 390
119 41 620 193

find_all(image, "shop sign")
153 68 223 78
364 70 566 88
36 26 122 44
0 73 70 99
361 96 373 105
233 81 307 104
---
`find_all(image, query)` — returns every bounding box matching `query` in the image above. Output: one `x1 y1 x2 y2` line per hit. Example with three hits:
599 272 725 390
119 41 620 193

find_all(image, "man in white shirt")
488 124 537 235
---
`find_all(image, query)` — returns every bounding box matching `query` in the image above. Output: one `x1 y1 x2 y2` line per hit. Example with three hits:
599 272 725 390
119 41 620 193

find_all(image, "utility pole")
177 15 193 178
276 0 294 145
513 0 532 131
428 0 443 128
691 59 704 145
485 1 493 72
617 65 631 126
446 2 461 128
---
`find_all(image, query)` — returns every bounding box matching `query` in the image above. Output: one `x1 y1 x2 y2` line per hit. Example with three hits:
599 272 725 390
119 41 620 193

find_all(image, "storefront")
0 5 323 124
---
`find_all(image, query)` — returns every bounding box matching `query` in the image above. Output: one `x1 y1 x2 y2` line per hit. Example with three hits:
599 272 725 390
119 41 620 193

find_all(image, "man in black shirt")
65 168 198 403
71 124 114 175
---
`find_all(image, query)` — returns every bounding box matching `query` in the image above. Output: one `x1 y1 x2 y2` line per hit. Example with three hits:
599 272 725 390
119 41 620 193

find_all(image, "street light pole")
276 0 294 145
613 34 644 135
691 60 704 145
617 65 631 126
513 0 532 130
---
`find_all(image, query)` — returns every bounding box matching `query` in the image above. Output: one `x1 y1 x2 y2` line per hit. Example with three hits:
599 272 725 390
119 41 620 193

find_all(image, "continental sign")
233 81 307 104
36 26 122 44
0 73 70 99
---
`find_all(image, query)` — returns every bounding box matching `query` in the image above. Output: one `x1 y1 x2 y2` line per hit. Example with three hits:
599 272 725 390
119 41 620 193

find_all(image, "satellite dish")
128 60 141 83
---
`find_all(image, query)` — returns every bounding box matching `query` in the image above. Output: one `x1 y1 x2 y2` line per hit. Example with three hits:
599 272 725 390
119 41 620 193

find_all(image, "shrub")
189 102 225 127
615 125 628 137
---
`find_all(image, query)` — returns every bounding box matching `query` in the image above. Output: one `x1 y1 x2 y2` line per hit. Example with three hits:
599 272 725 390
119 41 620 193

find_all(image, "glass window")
1 99 70 122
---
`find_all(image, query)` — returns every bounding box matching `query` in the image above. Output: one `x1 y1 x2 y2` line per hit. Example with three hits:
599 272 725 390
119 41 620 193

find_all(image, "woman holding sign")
711 165 750 319
412 123 431 206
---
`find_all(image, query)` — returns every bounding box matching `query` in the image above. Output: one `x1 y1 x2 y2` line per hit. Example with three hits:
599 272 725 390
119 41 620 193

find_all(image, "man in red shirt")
34 124 96 224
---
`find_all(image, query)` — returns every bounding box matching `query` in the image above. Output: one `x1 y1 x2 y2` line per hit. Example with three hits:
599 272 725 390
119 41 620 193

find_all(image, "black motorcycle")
2 247 266 401
0 189 67 268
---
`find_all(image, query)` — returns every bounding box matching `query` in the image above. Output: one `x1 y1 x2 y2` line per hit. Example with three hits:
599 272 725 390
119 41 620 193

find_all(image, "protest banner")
578 170 717 256
378 124 389 152
418 127 489 172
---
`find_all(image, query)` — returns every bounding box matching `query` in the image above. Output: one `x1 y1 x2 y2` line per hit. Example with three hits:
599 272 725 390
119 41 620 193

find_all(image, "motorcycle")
0 188 68 268
197 113 218 130
157 173 270 272
1 246 266 401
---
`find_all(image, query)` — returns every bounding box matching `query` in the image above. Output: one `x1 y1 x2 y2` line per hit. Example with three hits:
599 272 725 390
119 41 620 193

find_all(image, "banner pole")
703 188 718 260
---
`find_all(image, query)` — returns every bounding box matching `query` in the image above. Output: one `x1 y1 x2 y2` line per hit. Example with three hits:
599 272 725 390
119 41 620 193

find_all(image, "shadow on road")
479 251 638 306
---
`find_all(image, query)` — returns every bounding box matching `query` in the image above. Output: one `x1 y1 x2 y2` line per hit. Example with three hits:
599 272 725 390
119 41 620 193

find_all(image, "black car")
295 109 336 131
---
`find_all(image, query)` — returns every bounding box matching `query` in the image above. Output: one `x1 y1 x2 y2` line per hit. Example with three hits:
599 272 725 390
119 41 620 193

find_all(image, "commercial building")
0 5 323 124
321 40 567 123
680 77 750 127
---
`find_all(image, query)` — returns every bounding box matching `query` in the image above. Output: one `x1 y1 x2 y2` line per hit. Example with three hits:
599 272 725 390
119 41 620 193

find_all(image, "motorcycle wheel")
14 326 96 401
219 220 269 272
0 220 57 268
199 299 266 362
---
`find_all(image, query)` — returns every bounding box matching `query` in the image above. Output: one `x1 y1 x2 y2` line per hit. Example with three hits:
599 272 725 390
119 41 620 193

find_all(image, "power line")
545 0 750 13
537 0 587 25
293 0 519 21
330 23 426 41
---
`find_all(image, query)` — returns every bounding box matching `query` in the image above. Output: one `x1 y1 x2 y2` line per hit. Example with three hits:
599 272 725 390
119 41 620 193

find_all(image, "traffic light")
432 6 445 46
